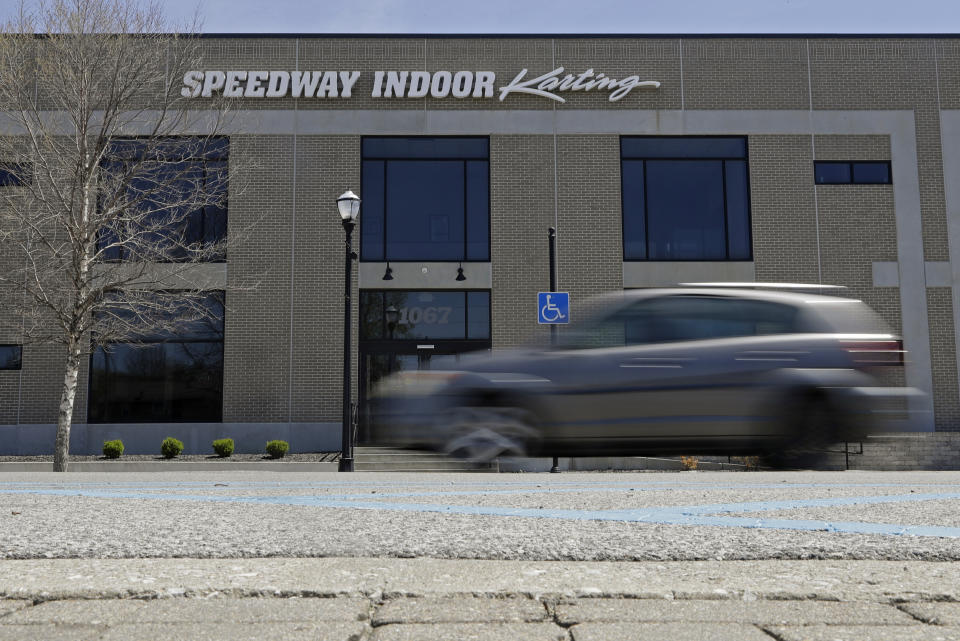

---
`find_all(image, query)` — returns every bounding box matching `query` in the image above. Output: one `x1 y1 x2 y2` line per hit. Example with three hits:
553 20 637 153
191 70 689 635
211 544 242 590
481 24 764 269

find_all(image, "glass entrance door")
358 341 490 443
358 290 492 443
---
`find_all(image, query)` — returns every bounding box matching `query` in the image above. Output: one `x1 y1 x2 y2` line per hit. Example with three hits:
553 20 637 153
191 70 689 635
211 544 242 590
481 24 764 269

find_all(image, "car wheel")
441 406 540 462
763 396 842 470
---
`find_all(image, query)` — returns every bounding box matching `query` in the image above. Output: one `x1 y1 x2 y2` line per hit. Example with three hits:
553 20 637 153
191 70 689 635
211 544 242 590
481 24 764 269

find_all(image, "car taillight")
839 339 905 366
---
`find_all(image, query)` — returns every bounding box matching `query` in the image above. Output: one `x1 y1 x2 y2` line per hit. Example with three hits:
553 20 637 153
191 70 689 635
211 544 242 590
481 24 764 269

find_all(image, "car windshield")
555 294 801 350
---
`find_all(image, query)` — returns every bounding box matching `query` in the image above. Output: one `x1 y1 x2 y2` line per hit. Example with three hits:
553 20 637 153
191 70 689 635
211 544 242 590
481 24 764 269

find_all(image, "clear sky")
153 0 960 34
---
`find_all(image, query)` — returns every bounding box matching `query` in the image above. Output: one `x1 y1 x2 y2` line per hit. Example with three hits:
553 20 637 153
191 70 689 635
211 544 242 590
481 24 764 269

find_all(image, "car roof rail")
677 282 847 290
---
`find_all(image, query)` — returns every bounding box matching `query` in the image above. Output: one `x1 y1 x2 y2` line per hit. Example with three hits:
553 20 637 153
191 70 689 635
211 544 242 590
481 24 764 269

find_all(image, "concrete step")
352 447 497 472
354 460 497 472
354 465 498 473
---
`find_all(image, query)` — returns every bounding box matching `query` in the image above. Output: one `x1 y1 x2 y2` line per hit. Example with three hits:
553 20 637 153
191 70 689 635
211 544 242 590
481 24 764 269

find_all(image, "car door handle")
619 357 695 369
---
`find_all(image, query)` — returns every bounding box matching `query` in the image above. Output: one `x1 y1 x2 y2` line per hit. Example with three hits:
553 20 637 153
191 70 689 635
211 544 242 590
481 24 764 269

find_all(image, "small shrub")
212 438 234 458
733 455 761 471
102 439 124 459
680 455 699 471
160 437 184 459
265 440 289 459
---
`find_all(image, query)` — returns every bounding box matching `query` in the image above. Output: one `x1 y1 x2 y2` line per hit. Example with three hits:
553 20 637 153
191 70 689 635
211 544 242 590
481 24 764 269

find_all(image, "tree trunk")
53 340 82 472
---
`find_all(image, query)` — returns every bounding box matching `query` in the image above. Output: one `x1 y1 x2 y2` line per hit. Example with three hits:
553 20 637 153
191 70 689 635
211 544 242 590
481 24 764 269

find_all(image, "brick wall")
490 135 555 349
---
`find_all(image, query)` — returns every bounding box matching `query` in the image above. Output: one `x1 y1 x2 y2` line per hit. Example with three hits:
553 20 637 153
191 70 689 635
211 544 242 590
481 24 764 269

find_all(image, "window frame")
620 136 753 262
360 136 491 263
814 160 892 185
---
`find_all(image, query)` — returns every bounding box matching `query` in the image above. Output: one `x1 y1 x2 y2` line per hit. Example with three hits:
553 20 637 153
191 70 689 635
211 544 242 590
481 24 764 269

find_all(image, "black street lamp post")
338 190 361 472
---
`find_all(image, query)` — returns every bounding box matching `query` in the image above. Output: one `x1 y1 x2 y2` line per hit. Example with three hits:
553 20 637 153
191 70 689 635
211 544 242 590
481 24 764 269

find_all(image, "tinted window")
621 296 799 344
362 137 488 159
386 161 465 260
0 345 22 370
815 161 891 185
646 161 726 260
564 296 799 349
0 163 30 186
814 162 851 184
360 291 491 340
622 137 751 261
88 292 224 423
621 137 745 159
98 138 229 262
362 138 489 262
852 162 891 184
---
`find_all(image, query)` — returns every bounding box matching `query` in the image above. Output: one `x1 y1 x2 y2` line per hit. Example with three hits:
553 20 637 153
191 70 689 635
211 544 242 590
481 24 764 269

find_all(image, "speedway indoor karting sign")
181 68 661 103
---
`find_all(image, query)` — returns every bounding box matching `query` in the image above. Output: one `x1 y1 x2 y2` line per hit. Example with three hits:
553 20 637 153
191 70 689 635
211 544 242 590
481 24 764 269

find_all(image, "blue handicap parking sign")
538 292 570 324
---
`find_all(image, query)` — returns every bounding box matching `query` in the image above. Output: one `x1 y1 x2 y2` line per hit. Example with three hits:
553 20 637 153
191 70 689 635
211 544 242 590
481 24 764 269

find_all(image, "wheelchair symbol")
538 292 569 324
541 295 566 322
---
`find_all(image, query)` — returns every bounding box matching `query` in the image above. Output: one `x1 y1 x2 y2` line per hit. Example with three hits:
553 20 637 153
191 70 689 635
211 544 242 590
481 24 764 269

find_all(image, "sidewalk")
1 558 960 640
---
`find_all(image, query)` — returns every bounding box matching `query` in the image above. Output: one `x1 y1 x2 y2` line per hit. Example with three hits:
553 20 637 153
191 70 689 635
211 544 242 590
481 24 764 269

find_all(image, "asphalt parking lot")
1 470 959 560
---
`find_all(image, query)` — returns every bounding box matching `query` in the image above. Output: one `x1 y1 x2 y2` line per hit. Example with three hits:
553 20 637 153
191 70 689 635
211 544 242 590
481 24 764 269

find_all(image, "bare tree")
0 0 243 471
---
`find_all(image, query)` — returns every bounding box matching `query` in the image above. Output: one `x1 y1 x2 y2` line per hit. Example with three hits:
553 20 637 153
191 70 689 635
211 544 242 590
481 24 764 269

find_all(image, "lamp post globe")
385 305 399 340
338 190 360 472
337 190 361 222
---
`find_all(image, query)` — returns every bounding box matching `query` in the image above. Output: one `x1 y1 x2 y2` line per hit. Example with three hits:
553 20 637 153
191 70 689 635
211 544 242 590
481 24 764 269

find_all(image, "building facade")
2 34 960 455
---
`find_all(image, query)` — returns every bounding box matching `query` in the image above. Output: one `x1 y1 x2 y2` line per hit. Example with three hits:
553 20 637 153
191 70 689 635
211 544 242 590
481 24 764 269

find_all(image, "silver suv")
369 286 915 462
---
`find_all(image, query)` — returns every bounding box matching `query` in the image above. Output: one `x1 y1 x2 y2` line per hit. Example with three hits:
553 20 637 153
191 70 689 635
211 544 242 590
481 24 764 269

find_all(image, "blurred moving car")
368 285 917 462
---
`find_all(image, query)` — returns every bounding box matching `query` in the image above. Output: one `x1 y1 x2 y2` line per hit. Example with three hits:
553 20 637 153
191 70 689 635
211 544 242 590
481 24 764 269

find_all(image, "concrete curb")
0 558 958 602
0 461 339 473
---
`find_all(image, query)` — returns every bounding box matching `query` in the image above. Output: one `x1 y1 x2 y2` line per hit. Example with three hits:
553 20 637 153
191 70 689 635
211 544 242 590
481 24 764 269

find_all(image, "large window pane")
467 291 491 339
98 138 229 262
88 292 224 423
646 161 727 260
724 160 752 260
386 161 466 260
361 161 385 260
621 159 646 260
89 342 223 423
465 161 490 261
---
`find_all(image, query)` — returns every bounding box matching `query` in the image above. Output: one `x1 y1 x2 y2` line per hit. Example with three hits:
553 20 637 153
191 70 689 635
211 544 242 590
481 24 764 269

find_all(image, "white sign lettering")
182 68 659 102
498 67 660 102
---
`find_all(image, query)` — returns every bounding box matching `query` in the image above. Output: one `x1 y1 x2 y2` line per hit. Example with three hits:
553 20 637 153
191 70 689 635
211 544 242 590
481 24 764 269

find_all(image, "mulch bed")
0 453 340 463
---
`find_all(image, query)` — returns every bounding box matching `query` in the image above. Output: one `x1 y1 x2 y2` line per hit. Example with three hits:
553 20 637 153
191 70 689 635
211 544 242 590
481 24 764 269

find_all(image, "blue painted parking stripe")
2 485 960 537
666 492 960 515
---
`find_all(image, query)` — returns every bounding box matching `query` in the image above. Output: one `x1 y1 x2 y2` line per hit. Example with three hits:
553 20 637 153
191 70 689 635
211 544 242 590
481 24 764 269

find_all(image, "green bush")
102 439 124 459
212 438 234 458
265 440 289 459
160 437 184 459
